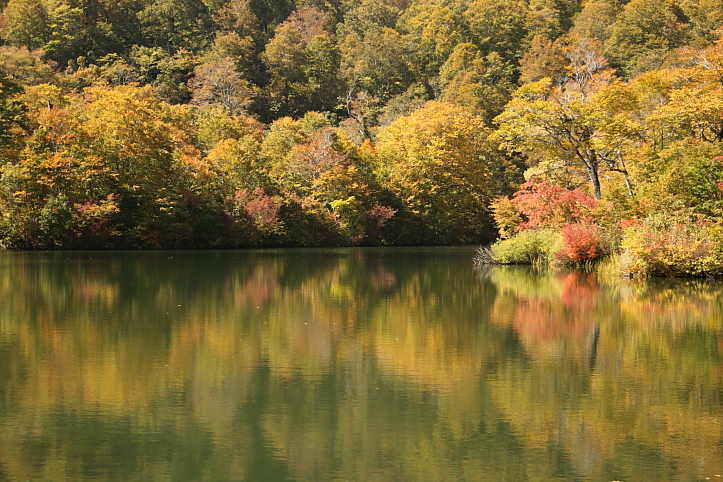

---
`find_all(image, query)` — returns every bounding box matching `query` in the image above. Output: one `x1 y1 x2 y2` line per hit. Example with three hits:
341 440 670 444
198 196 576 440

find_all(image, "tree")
206 32 260 83
570 1 617 43
189 57 255 115
397 3 465 87
212 0 263 40
204 130 266 194
338 26 413 105
41 0 123 67
462 0 530 64
0 46 54 86
439 44 517 124
518 35 568 84
340 0 401 35
261 7 342 117
604 0 691 77
493 49 630 200
0 0 49 49
0 68 26 151
138 0 213 52
376 101 504 243
641 41 723 145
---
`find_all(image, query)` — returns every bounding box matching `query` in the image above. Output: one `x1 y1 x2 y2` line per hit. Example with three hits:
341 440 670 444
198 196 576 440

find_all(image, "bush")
555 223 603 264
491 229 560 265
620 213 723 277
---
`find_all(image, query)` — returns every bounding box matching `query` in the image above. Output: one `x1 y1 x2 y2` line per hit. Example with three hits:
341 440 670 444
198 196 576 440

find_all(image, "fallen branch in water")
473 246 500 266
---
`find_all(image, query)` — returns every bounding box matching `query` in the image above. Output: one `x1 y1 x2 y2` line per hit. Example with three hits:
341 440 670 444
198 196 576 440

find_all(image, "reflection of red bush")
559 272 599 310
512 273 599 344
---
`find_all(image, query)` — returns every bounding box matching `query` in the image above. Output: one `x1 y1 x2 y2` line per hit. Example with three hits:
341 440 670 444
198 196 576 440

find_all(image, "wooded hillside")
2 0 723 266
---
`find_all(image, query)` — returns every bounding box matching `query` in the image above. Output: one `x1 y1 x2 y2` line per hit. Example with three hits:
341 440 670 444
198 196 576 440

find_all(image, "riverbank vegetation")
1 0 723 273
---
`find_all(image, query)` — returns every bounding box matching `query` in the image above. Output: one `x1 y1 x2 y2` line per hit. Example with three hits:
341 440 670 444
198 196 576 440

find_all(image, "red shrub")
242 188 281 231
367 204 396 229
556 223 602 263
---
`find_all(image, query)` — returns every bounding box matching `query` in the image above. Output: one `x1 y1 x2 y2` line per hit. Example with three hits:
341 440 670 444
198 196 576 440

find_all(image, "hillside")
1 0 723 269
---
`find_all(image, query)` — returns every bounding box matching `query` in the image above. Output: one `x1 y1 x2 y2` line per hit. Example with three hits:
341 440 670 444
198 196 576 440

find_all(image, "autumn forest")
1 0 723 274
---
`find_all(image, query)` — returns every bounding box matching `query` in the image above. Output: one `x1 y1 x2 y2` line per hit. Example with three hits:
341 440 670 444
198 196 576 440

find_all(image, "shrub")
489 196 522 239
40 194 73 248
620 213 723 277
555 223 603 264
228 187 284 245
491 229 560 265
73 194 122 248
365 204 396 245
330 196 365 245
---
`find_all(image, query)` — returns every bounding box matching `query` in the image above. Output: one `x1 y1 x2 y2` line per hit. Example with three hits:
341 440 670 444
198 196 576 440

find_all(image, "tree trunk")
587 162 602 200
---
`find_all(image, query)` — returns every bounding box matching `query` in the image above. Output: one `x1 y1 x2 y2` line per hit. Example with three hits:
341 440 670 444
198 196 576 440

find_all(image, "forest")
1 0 723 274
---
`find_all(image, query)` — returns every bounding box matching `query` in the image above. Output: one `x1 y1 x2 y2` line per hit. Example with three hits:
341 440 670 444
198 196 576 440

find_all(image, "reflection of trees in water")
481 265 723 480
0 253 721 480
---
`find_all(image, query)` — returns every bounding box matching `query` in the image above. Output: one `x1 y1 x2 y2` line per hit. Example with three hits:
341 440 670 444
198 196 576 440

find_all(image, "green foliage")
491 228 560 265
261 7 342 117
604 0 691 77
39 193 73 248
138 0 213 53
462 0 530 63
338 26 413 105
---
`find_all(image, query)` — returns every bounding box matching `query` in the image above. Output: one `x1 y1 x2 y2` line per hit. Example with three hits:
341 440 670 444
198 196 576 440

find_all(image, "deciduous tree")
376 101 502 243
493 49 629 200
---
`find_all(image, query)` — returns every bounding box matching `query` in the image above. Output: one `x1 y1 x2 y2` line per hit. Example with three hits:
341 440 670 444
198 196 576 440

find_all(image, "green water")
0 248 721 481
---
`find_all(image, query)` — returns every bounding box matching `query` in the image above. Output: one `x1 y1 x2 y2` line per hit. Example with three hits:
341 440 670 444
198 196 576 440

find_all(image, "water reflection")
0 249 721 481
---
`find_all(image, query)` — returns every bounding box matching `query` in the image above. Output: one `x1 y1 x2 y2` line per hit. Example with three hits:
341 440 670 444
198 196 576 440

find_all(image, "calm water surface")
0 247 721 481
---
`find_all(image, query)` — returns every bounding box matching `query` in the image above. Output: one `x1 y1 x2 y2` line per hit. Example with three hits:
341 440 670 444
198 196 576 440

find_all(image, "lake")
0 247 721 481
